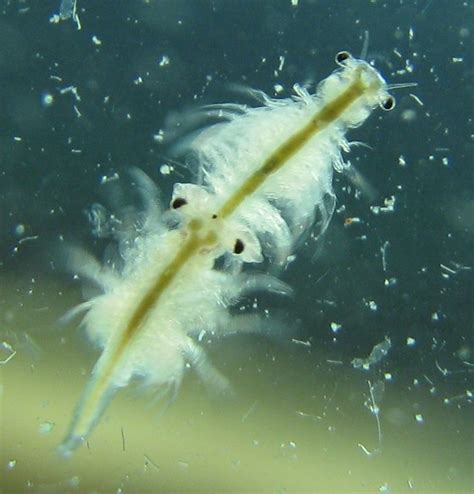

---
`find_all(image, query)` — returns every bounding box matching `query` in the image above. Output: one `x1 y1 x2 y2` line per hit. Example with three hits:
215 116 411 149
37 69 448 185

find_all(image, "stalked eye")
233 238 245 254
335 51 351 66
380 95 396 111
171 197 187 209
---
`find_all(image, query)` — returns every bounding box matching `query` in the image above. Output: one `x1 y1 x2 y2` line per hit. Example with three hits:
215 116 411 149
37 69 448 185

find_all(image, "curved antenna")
360 30 369 60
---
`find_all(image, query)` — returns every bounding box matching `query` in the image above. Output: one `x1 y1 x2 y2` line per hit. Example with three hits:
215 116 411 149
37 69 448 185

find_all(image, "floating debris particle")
414 413 424 424
352 338 391 371
406 337 416 347
39 421 55 435
330 322 342 334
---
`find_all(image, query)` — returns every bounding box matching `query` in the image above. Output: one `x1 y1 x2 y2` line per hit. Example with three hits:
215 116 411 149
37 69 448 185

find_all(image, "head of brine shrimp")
335 50 396 112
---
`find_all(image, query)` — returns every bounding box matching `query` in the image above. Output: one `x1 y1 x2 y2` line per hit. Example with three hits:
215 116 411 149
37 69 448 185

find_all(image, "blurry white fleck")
400 109 417 123
326 359 343 365
18 235 39 245
380 241 390 272
296 410 321 422
274 84 284 94
159 55 170 67
330 322 342 334
415 413 424 424
407 479 414 489
278 56 285 72
367 300 378 311
393 48 402 58
13 137 22 142
291 338 311 347
198 330 206 342
452 57 463 63
291 0 299 6
153 130 165 143
431 312 440 321
41 93 54 107
14 224 25 236
7 460 17 470
160 164 173 175
398 155 407 166
379 483 390 493
384 372 392 381
384 277 397 287
406 337 416 347
92 35 102 46
424 374 435 386
435 360 450 376
100 173 120 185
39 421 55 435
441 157 449 166
134 76 143 85
358 443 374 456
178 461 189 470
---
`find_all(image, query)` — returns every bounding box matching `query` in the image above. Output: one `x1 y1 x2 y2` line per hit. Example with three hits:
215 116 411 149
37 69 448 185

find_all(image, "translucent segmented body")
59 52 394 456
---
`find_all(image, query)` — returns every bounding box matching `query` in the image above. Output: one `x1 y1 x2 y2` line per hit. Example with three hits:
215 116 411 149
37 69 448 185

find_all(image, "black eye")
381 95 396 111
171 197 187 209
233 239 245 254
335 51 351 66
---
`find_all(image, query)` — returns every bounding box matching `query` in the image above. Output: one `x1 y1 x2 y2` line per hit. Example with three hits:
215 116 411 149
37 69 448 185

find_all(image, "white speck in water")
153 130 165 143
330 322 342 333
7 459 17 470
160 164 172 175
39 421 55 435
41 93 54 107
14 224 26 236
159 55 170 67
274 84 284 94
415 413 424 424
368 300 378 311
406 337 416 347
